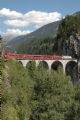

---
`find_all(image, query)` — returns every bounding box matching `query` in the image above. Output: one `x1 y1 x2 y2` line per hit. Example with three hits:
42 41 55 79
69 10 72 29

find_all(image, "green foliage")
30 67 74 120
26 61 36 78
55 14 80 56
1 59 80 120
57 15 80 40
65 82 80 120
17 37 57 55
1 103 19 120
2 59 34 120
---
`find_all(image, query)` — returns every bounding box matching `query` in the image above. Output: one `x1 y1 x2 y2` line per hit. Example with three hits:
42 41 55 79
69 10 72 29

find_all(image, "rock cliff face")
56 12 80 83
57 34 80 84
58 34 80 58
69 34 80 82
69 34 80 58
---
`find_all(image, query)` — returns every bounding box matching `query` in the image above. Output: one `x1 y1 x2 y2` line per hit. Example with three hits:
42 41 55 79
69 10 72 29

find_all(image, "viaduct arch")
18 59 77 74
38 61 49 69
51 61 63 71
65 61 78 84
16 59 79 83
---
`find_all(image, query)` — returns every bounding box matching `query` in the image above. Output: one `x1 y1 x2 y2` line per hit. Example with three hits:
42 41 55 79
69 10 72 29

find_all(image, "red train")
3 52 62 60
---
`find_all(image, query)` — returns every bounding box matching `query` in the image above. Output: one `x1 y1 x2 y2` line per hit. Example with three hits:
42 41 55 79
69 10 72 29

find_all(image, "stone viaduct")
18 57 77 74
3 50 79 83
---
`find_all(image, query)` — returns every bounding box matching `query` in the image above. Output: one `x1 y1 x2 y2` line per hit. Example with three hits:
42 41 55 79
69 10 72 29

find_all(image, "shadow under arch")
18 61 23 66
26 60 36 69
51 61 63 71
65 61 78 84
38 61 49 70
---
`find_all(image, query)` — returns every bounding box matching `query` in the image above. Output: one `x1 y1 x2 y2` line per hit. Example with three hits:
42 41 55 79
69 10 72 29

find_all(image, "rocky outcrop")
58 34 80 58
69 34 80 58
57 34 80 83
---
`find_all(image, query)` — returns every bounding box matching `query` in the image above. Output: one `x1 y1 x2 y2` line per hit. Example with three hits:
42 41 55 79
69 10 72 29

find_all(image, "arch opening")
18 61 23 66
65 61 78 84
51 61 63 71
26 60 36 69
38 61 49 70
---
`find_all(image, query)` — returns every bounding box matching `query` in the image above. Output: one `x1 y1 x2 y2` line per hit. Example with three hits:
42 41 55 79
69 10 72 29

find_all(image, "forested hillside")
1 58 80 120
16 37 57 54
57 13 80 57
7 21 60 50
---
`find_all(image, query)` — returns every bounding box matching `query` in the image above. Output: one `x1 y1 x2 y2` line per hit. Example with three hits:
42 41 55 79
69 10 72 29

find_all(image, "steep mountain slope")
16 37 57 54
7 12 80 56
16 12 80 56
56 13 80 58
7 21 60 49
